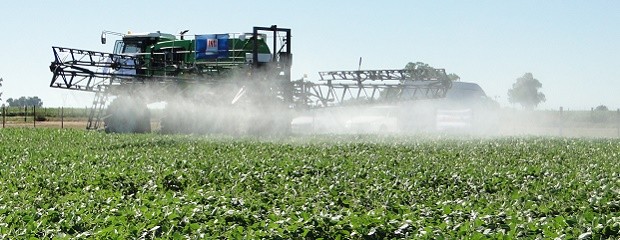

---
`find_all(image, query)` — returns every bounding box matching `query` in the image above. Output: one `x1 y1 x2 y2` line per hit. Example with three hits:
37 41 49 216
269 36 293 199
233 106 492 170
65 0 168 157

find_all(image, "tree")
592 105 609 123
0 77 3 103
29 96 43 107
374 61 458 101
6 96 43 107
447 73 460 81
507 73 546 109
404 62 460 81
594 105 608 111
6 97 19 107
405 61 431 70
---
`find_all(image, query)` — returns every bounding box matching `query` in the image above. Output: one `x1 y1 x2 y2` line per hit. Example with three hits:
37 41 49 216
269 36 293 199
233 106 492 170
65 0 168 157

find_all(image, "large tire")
104 97 151 133
160 102 207 134
245 104 292 136
161 101 291 136
159 104 180 134
160 102 197 134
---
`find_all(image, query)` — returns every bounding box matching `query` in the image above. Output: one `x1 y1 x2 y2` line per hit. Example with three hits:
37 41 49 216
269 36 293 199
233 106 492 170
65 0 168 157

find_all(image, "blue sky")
0 1 618 109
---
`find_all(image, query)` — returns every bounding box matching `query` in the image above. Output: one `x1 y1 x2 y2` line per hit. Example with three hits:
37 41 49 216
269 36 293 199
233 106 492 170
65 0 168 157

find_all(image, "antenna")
358 57 363 71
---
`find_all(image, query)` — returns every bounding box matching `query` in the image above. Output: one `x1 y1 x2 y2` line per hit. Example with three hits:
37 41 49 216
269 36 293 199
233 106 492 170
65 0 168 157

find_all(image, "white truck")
398 81 499 133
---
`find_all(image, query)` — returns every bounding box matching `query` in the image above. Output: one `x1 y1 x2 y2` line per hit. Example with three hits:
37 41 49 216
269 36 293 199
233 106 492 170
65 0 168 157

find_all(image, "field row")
0 129 619 238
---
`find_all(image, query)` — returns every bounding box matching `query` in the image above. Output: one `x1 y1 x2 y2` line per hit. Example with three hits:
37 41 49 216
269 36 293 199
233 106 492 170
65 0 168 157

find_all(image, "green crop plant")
0 128 619 239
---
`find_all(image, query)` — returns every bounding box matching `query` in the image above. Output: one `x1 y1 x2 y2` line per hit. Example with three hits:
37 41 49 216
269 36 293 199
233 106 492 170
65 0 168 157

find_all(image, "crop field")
0 129 619 239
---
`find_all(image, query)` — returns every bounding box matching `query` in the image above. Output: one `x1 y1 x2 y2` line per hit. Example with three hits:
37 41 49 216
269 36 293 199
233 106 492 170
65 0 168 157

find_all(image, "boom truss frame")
294 69 452 108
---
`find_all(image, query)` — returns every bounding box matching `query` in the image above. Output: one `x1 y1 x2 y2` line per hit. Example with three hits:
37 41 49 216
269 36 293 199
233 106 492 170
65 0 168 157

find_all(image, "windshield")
113 40 124 54
114 40 142 54
446 89 485 99
123 43 141 54
445 82 486 100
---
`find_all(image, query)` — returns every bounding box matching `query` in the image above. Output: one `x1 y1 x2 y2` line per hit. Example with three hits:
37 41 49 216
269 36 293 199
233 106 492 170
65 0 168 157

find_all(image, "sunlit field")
2 107 619 138
0 128 619 238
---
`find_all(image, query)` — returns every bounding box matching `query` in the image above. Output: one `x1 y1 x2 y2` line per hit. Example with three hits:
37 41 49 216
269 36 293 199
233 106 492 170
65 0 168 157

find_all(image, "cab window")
113 40 124 54
123 43 141 54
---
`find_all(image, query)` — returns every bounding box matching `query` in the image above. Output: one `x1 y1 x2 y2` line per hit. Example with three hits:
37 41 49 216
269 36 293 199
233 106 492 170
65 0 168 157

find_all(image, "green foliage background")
0 129 619 239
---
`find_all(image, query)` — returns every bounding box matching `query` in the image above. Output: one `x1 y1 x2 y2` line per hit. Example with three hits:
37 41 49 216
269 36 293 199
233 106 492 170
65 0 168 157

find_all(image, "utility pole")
0 78 3 125
0 77 3 104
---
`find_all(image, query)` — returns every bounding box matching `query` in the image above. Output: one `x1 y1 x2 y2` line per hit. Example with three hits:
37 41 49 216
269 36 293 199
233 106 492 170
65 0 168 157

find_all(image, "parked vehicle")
344 105 399 134
399 81 499 133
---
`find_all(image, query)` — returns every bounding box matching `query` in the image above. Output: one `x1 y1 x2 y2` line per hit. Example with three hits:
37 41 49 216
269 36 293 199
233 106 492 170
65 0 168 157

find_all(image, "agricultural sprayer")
49 25 453 134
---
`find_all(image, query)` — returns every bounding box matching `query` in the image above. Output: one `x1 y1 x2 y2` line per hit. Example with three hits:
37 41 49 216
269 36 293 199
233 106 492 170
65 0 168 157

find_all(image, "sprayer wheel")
104 97 151 133
160 102 187 134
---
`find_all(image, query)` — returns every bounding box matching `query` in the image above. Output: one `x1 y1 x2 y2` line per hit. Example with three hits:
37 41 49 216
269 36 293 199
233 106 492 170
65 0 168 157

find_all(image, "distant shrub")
595 105 609 111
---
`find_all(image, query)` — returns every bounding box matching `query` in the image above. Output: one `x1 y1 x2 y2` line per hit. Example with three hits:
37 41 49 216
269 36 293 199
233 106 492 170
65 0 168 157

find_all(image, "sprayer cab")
95 27 289 79
115 32 177 54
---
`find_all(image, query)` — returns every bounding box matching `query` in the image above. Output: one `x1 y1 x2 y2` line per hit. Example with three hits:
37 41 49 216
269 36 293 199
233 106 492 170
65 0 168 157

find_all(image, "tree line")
6 96 44 107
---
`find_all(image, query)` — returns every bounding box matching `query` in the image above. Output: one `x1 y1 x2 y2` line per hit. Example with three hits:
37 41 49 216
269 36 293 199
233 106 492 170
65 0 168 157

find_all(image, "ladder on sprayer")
86 90 109 130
